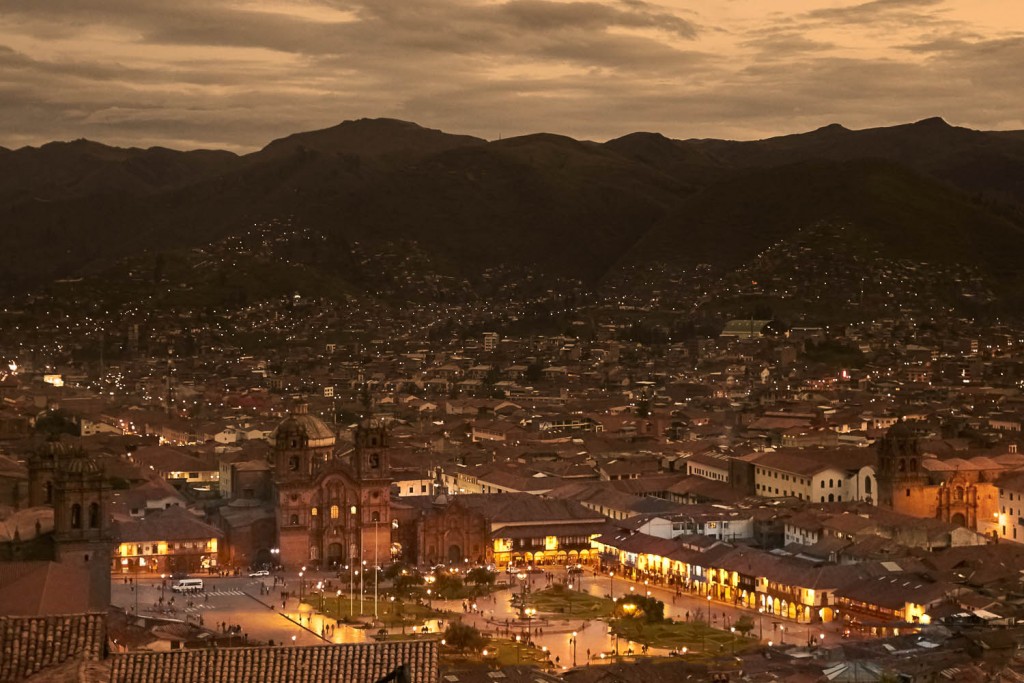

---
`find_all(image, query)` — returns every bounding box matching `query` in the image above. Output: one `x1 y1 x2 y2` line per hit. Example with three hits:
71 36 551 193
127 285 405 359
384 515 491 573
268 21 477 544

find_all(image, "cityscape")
4 1 1024 683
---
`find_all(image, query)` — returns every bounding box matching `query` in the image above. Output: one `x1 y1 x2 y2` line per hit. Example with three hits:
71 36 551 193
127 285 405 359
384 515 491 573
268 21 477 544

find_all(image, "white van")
171 578 204 593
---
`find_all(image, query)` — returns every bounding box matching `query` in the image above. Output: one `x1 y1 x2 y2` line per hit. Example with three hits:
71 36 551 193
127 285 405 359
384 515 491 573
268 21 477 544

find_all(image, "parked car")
249 569 270 577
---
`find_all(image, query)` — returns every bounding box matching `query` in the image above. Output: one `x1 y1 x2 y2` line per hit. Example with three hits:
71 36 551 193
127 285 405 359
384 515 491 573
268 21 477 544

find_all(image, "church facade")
876 421 1000 534
274 406 392 570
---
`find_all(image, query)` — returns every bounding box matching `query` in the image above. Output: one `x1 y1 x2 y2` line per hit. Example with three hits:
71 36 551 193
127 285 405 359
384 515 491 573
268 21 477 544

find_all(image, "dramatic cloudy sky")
2 0 1023 151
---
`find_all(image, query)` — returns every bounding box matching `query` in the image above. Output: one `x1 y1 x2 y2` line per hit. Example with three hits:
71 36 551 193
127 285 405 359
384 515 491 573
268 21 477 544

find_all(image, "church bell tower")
51 446 112 610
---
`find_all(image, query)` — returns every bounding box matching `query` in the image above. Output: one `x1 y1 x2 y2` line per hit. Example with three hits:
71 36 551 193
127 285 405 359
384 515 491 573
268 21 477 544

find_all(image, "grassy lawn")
319 595 443 628
611 619 755 657
528 587 616 619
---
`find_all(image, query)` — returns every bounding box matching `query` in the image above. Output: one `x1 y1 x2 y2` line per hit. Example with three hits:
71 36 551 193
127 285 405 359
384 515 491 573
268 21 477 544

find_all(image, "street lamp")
758 607 764 641
609 571 614 598
298 570 305 604
515 634 522 664
350 566 356 618
516 570 528 620
135 557 146 615
360 560 366 615
570 631 578 667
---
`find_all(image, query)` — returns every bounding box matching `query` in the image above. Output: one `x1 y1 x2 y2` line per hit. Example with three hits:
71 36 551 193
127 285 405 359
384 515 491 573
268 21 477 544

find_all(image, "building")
752 450 875 504
274 406 392 570
112 506 223 576
876 422 1003 532
0 443 113 612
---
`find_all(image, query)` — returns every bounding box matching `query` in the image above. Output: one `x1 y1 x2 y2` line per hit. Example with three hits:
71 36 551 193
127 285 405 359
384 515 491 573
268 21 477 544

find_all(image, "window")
71 503 82 529
421 485 427 493
290 514 299 525
89 502 100 529
821 481 825 489
371 511 380 522
330 505 339 519
311 507 318 517
289 456 299 471
906 488 911 497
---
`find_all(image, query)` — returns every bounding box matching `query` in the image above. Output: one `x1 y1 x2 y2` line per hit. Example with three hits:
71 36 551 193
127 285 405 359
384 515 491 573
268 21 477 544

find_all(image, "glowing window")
330 505 340 519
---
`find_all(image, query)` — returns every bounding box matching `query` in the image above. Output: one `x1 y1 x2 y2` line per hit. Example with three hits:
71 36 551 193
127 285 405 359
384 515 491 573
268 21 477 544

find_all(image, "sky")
1 0 1023 152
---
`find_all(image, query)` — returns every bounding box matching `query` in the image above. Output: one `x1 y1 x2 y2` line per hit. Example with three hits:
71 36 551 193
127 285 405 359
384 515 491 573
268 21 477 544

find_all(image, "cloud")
805 0 946 24
0 0 1021 150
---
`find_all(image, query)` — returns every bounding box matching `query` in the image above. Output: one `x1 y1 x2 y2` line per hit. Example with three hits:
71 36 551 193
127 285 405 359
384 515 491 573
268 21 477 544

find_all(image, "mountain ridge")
3 117 1024 313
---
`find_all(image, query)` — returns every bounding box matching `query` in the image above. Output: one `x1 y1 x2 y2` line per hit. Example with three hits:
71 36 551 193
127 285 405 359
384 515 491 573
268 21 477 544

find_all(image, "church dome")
274 404 336 449
61 454 103 476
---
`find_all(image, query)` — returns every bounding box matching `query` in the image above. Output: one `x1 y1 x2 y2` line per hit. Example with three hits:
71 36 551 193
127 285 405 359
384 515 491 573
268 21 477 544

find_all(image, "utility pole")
374 520 379 620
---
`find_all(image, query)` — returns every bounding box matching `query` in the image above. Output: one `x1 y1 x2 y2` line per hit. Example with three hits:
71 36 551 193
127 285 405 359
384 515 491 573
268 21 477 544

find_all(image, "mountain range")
3 116 1024 309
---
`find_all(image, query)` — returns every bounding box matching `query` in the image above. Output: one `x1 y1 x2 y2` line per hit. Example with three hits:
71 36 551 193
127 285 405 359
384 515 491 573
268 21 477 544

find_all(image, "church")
0 441 112 612
273 406 392 570
876 420 1009 535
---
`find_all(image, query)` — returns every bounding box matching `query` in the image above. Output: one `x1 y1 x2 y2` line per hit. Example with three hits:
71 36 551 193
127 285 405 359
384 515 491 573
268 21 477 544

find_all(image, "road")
110 574 364 646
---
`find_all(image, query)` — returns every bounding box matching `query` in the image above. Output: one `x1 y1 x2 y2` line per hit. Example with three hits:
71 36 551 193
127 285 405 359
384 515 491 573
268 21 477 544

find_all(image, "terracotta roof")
0 562 96 616
0 612 106 682
112 506 223 543
108 640 439 683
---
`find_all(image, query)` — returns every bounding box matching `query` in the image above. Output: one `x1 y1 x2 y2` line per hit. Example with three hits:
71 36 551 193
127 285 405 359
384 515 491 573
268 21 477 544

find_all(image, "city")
4 1 1024 681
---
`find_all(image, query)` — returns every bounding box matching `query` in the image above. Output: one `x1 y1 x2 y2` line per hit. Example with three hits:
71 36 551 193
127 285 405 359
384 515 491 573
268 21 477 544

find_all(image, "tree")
393 572 424 597
616 594 665 623
35 410 80 438
734 615 755 637
466 567 496 587
443 622 486 653
434 573 465 599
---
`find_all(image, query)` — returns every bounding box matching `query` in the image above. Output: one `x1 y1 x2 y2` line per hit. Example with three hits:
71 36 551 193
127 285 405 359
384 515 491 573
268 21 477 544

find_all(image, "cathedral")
0 442 112 611
876 420 998 533
273 406 392 570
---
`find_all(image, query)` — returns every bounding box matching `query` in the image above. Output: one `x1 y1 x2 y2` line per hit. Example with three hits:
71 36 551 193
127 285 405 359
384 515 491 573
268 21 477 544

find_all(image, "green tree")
434 573 465 599
35 410 80 438
466 567 496 587
443 622 486 653
616 594 665 623
393 572 425 597
734 615 755 637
